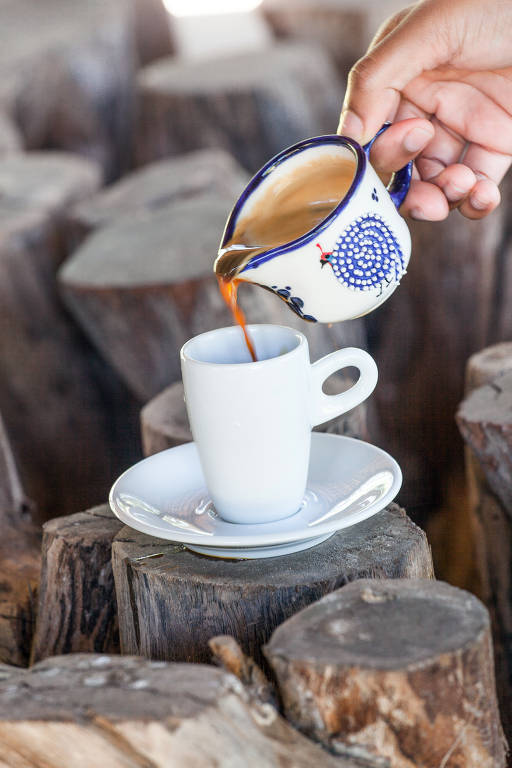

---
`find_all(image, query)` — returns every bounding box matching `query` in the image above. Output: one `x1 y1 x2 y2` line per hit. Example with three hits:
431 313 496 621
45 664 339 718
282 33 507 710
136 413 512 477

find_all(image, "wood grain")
0 653 376 767
112 504 433 667
31 505 123 664
265 578 506 768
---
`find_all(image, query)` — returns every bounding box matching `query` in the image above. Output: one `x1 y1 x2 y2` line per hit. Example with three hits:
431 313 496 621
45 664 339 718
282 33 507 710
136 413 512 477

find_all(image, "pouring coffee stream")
215 127 413 358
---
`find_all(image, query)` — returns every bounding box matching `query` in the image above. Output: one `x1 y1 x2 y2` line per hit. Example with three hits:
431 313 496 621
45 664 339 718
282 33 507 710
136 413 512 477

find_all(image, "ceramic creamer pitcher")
216 124 412 323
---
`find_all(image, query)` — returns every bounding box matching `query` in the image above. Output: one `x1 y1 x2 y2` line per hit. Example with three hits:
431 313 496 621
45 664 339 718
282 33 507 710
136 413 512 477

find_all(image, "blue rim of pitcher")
220 134 366 273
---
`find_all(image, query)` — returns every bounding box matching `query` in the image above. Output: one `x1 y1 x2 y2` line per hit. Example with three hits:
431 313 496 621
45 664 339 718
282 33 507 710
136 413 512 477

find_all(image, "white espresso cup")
180 324 377 525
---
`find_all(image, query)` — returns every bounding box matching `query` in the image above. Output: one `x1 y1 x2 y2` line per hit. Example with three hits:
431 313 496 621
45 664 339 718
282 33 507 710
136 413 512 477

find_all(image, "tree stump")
0 653 375 768
66 148 249 248
135 41 341 172
0 412 40 668
457 348 512 745
0 152 141 521
134 0 174 66
112 504 433 668
0 112 21 155
261 0 408 78
141 375 369 460
0 0 138 181
60 189 369 403
265 579 507 768
30 505 123 665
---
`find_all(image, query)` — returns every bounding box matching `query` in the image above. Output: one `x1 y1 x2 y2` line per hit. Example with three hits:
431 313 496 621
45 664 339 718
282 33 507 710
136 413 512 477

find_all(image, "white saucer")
109 433 402 559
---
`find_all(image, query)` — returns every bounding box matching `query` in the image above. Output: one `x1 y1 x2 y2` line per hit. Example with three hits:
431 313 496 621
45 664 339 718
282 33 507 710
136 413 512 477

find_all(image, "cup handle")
310 348 378 427
364 123 413 210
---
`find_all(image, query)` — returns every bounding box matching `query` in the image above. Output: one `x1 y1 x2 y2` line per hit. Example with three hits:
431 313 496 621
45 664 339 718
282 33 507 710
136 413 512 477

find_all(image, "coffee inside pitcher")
215 146 357 281
215 145 357 361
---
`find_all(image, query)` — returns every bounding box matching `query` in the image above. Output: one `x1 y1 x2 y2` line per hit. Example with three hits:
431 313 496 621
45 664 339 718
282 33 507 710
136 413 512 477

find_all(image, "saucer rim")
109 434 402 547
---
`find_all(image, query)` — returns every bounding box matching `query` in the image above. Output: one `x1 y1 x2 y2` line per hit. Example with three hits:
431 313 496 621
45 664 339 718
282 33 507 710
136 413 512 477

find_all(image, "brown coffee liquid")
216 148 357 359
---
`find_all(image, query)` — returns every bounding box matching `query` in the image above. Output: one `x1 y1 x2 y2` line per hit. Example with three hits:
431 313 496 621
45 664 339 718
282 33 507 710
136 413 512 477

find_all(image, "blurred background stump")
135 42 341 171
65 148 249 248
265 579 506 768
31 505 123 664
0 152 140 521
457 348 512 745
0 112 21 156
0 413 40 667
112 505 433 667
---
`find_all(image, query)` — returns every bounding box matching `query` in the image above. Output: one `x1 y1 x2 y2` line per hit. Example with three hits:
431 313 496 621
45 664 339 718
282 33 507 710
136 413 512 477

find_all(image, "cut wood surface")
135 41 341 171
0 412 39 667
265 578 506 768
112 504 433 667
66 148 249 247
141 375 369 460
0 0 138 180
0 112 21 155
31 505 123 665
0 152 141 520
60 189 369 403
0 653 375 767
457 343 512 747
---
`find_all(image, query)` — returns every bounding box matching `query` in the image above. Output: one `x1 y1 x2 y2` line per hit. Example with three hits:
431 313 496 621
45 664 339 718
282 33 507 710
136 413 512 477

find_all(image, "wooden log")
66 148 249 248
134 0 174 66
60 189 369 403
0 412 40 668
141 373 369 460
112 504 433 667
366 206 506 592
0 152 141 521
457 348 512 744
30 505 123 665
261 0 408 78
0 653 376 768
0 0 137 181
0 112 21 155
135 41 341 172
265 578 507 768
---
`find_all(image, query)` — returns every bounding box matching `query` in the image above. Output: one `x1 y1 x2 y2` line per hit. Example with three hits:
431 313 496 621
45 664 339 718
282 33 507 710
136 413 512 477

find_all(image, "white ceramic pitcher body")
218 125 412 323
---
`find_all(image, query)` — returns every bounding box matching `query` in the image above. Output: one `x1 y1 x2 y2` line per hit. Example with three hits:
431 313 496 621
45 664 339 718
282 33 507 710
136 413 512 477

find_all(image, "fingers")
368 117 434 175
338 5 451 143
463 142 512 186
400 178 450 221
459 178 501 219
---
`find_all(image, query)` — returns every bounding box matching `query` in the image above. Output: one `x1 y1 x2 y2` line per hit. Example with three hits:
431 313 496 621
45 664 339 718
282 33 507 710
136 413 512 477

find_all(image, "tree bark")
112 504 433 668
65 148 249 248
0 0 137 181
457 344 512 747
265 578 507 768
0 152 141 520
30 505 124 665
135 41 341 172
0 412 39 668
0 653 375 767
60 189 370 404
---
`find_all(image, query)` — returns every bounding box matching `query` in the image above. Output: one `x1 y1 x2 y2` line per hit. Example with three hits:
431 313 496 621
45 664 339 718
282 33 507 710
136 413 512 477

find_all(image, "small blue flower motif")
318 213 405 296
270 285 317 322
371 188 379 202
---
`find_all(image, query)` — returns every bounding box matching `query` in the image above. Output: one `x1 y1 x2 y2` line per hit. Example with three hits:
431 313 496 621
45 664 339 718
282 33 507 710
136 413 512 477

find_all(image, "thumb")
338 4 451 143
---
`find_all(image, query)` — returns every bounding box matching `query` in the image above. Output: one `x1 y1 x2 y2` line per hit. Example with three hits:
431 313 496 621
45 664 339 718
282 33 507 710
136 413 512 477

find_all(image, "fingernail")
403 126 433 153
338 110 364 141
470 194 489 210
410 208 427 220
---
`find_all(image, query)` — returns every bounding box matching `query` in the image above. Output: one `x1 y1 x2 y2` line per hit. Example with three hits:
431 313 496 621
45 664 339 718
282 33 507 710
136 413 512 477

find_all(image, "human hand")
338 0 512 220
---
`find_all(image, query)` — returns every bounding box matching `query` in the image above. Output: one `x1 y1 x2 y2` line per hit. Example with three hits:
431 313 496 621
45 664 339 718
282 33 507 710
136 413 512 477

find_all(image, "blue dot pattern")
329 214 405 292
